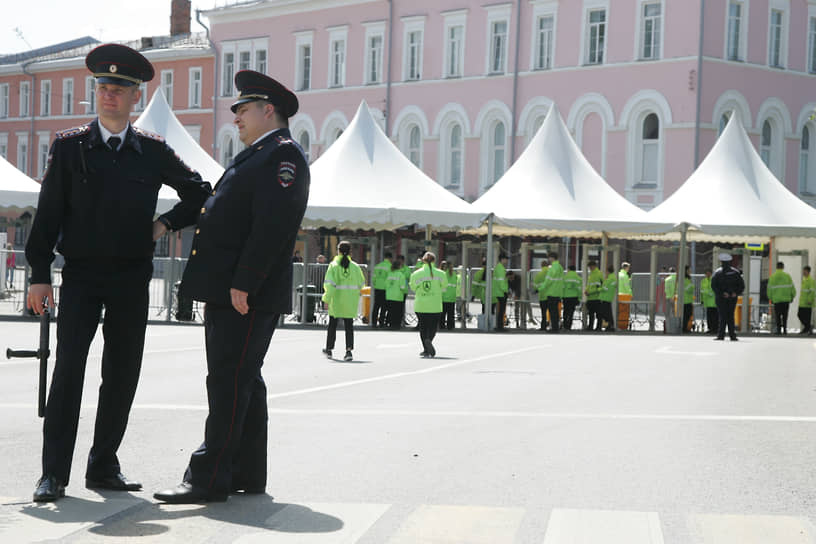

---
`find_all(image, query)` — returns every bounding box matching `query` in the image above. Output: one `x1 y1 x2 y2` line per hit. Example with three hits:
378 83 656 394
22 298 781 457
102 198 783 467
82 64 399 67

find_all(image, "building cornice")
202 0 381 24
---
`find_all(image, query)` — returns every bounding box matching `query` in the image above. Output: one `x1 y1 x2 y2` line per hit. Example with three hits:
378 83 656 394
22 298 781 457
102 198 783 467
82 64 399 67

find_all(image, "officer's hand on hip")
230 288 249 315
27 284 54 315
152 220 168 242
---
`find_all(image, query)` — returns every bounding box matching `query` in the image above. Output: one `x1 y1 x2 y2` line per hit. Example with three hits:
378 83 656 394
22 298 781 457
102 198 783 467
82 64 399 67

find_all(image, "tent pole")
649 245 658 331
675 223 688 334
520 241 529 329
485 214 495 331
741 246 751 333
600 232 609 276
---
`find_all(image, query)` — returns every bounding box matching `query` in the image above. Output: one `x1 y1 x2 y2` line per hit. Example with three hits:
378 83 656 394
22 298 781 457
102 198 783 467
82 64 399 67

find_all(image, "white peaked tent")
645 113 816 242
471 105 670 237
134 89 224 213
305 101 487 231
0 154 41 209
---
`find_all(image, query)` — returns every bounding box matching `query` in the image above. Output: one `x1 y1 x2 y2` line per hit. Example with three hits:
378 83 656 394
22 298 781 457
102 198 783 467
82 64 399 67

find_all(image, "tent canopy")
0 154 41 210
134 89 225 214
644 113 816 242
470 106 670 238
305 101 487 231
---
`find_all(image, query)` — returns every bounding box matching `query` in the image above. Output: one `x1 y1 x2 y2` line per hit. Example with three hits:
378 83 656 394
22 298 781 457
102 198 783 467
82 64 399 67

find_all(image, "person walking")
541 251 564 332
25 44 211 502
599 264 618 332
385 257 408 330
584 260 602 331
154 69 308 503
767 262 796 335
700 268 718 334
799 265 814 334
410 252 447 357
494 254 509 331
322 241 365 360
711 253 745 341
562 265 581 331
371 252 392 328
682 265 695 333
440 260 458 330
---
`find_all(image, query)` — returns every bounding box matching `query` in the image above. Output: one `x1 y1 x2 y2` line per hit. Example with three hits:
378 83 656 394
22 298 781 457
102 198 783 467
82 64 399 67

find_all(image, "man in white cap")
710 253 745 341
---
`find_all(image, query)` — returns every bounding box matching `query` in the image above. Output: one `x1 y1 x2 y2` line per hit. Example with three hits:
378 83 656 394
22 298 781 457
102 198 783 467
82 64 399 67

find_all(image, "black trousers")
586 300 601 330
441 301 455 330
706 306 719 334
600 301 614 330
547 297 561 331
799 306 812 332
43 258 151 485
496 296 507 330
562 297 578 330
716 297 738 339
185 305 278 495
538 299 548 329
682 303 693 332
326 316 354 350
417 312 439 350
386 299 404 330
372 289 387 327
774 302 790 333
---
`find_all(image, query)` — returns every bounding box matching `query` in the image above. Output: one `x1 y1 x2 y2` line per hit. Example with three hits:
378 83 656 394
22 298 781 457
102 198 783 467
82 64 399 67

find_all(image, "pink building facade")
204 0 816 209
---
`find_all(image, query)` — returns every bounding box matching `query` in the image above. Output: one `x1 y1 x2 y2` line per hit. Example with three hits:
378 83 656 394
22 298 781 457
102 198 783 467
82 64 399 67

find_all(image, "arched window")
719 112 731 136
449 123 463 188
639 113 659 185
532 115 546 137
801 126 811 195
489 121 506 186
297 131 311 163
220 132 236 167
760 120 772 167
408 125 421 167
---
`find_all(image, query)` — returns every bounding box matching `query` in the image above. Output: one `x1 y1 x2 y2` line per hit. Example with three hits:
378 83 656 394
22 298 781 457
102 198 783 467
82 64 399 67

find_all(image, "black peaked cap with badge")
86 43 155 86
231 70 298 118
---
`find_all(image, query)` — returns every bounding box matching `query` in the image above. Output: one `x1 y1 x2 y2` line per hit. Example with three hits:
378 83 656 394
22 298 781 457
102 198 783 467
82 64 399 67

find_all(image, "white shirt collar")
251 128 281 147
98 120 129 150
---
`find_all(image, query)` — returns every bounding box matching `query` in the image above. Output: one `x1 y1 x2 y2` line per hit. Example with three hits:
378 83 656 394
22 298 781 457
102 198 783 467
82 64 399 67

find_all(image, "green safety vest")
801 275 815 308
586 269 603 300
534 266 549 301
372 259 391 290
768 270 796 303
322 256 365 318
410 264 447 313
701 276 716 308
599 274 618 303
618 269 632 295
563 270 582 299
385 267 407 302
542 260 565 299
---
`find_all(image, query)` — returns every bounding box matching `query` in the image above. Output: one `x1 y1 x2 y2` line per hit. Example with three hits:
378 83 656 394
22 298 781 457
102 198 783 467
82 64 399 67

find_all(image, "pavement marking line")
690 514 816 544
234 502 390 544
387 504 526 544
655 346 716 356
543 508 665 544
0 496 141 542
265 346 544 400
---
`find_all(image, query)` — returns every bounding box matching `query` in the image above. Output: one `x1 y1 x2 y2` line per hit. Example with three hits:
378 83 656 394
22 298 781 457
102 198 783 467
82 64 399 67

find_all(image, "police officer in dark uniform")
154 70 310 504
25 44 211 502
711 252 745 341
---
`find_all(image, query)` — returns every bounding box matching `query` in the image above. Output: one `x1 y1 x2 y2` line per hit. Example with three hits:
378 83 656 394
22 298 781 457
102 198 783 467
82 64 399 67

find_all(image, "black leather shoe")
33 475 65 502
86 473 142 491
154 482 227 504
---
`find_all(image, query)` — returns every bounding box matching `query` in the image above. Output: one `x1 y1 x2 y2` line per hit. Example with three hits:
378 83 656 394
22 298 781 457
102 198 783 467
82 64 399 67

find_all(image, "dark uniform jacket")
26 119 211 284
180 128 310 313
711 264 745 300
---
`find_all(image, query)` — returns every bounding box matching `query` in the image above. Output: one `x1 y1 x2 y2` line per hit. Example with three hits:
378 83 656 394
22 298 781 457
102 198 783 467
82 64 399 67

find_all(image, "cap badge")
109 65 118 73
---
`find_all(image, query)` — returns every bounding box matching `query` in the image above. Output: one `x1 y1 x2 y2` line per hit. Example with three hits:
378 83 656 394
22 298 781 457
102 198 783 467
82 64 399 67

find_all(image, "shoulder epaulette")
133 126 165 143
56 124 91 139
275 135 294 145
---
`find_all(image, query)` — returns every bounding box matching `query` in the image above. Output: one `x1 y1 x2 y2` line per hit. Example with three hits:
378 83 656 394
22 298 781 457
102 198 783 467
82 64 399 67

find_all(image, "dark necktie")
107 136 121 151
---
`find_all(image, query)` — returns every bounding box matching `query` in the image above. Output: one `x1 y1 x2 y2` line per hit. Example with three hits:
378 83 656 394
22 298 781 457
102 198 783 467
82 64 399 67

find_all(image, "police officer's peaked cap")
231 70 298 118
86 43 154 87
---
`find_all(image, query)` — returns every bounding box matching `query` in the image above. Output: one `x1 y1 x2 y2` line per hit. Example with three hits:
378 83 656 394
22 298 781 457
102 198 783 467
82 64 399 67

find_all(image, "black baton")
6 296 50 417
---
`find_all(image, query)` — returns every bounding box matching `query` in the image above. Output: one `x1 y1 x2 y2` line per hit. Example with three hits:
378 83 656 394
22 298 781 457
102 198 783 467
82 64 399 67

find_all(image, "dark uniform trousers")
44 258 152 485
372 289 387 327
547 297 561 331
716 297 738 339
706 307 719 334
774 302 790 333
586 300 601 330
562 297 578 330
184 305 278 494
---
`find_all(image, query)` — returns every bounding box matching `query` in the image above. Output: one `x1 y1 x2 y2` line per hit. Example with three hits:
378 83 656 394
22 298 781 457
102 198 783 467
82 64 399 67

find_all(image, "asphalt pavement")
0 321 815 543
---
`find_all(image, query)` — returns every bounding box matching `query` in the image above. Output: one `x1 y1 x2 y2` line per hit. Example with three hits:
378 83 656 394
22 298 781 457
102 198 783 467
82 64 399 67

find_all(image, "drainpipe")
509 0 522 161
385 0 394 135
196 9 219 159
21 60 36 178
693 0 705 168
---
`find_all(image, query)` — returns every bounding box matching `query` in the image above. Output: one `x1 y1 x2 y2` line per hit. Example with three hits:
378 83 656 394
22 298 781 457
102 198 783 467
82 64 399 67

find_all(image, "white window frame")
161 70 173 108
766 0 789 69
0 83 9 119
255 48 267 74
0 133 7 160
530 1 558 71
808 8 816 74
136 82 148 111
36 131 49 179
222 48 235 96
402 16 425 81
328 26 348 88
440 119 465 192
297 130 311 163
294 32 313 91
760 119 773 168
637 112 661 188
19 81 30 117
363 22 386 85
636 0 663 60
238 48 252 73
800 123 814 195
62 78 73 115
84 76 96 114
581 1 609 65
725 0 749 61
485 4 512 75
189 67 202 108
40 80 51 117
442 10 467 78
16 132 28 176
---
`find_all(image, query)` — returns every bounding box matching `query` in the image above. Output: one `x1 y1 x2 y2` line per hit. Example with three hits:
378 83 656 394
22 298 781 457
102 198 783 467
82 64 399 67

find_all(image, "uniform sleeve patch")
278 161 296 188
56 124 90 139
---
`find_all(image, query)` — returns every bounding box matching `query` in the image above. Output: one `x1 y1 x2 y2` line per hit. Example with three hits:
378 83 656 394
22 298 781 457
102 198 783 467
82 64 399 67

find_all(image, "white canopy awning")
470 106 670 238
644 113 816 242
134 89 224 214
305 101 487 231
0 154 41 210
